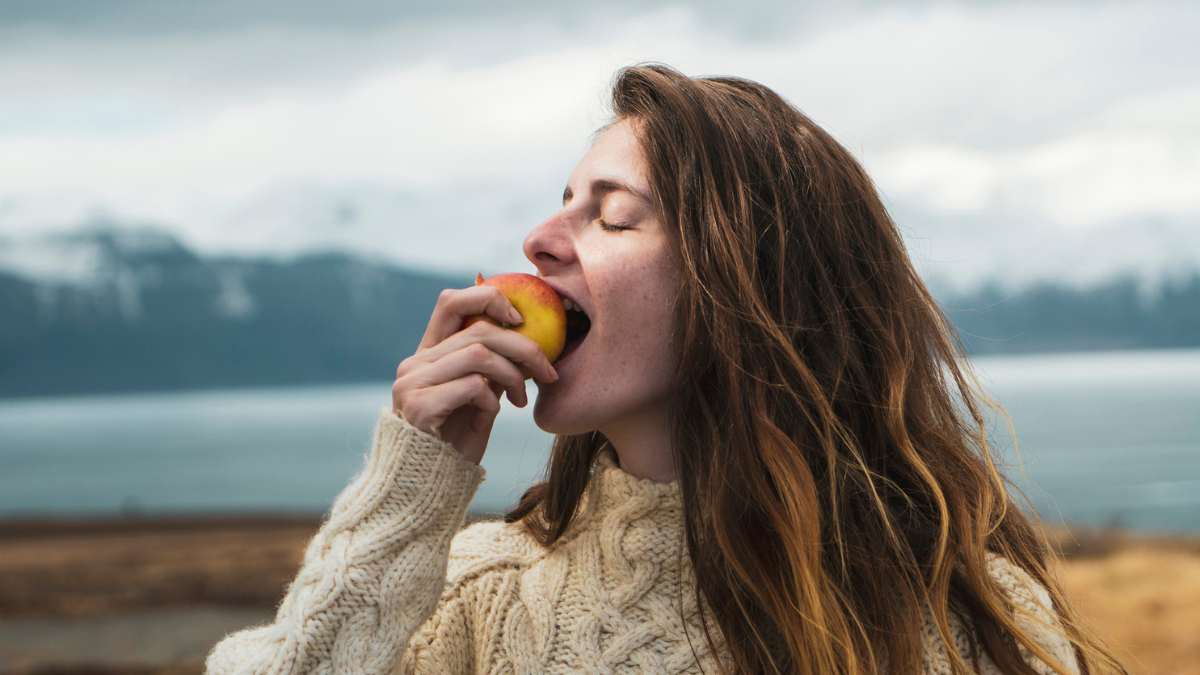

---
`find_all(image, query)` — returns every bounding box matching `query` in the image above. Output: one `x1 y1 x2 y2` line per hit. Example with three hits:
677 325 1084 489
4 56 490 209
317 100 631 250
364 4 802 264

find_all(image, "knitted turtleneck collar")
589 447 681 512
565 447 687 567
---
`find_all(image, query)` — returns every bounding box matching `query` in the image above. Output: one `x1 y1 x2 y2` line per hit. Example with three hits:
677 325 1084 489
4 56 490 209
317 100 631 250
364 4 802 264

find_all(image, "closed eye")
599 220 631 232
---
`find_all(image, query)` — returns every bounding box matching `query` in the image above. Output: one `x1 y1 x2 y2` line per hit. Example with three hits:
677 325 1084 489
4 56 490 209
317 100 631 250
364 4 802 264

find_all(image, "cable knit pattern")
206 407 484 675
207 412 1078 675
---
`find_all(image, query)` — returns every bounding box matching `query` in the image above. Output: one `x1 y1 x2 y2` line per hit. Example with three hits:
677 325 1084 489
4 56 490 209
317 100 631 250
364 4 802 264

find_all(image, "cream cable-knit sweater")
206 408 1079 675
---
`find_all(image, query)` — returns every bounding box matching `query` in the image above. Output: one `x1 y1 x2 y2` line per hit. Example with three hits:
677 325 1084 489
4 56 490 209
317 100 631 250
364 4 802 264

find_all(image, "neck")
601 407 677 483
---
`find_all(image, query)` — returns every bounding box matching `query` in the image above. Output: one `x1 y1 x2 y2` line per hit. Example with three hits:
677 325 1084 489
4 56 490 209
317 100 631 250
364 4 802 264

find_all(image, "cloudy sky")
1 0 1197 292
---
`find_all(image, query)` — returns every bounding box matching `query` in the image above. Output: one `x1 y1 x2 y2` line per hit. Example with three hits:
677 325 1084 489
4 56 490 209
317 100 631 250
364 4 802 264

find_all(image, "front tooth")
562 298 575 311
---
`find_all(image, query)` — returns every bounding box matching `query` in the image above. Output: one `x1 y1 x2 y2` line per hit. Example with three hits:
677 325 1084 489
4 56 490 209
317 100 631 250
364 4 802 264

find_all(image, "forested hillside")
2 228 1197 397
0 229 467 397
946 276 1200 354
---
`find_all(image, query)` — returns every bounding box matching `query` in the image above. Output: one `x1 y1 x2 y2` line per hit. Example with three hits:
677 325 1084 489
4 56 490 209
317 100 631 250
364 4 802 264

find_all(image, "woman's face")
523 119 678 439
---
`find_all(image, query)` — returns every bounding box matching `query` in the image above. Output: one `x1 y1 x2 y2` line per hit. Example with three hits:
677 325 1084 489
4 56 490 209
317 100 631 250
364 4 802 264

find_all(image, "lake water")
1 349 1198 531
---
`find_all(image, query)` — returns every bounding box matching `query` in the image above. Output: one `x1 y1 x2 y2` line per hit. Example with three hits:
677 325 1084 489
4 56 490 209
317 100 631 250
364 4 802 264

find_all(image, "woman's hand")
392 285 558 464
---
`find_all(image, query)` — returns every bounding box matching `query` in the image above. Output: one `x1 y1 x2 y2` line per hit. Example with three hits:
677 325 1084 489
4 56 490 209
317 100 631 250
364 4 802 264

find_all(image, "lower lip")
554 333 587 372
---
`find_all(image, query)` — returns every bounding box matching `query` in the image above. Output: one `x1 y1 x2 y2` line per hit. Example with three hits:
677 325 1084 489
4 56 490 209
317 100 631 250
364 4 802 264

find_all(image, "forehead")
567 119 651 196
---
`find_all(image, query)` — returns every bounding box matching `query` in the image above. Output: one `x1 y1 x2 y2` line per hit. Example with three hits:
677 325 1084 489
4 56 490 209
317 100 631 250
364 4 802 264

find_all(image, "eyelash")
599 220 630 232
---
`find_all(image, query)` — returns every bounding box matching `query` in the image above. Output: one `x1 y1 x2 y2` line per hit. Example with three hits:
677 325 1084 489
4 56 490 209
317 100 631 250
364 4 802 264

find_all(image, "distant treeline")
1 230 1197 397
945 276 1200 355
0 231 468 398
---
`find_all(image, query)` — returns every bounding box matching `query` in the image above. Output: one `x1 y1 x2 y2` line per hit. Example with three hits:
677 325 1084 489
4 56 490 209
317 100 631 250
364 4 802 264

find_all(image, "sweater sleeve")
205 407 485 675
986 556 1080 675
924 555 1081 675
400 521 541 675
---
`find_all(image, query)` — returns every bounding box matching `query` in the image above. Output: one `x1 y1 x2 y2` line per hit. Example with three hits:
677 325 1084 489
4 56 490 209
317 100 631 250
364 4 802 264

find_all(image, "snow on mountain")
0 225 188 286
891 203 1200 297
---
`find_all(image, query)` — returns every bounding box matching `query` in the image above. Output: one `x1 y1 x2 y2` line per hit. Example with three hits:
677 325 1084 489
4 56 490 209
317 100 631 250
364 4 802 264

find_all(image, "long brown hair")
507 64 1126 675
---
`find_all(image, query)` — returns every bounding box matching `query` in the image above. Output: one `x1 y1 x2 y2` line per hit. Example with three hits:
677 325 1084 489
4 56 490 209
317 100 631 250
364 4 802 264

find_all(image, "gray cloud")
0 0 1122 38
3 1 1193 139
0 0 482 33
1 0 1197 290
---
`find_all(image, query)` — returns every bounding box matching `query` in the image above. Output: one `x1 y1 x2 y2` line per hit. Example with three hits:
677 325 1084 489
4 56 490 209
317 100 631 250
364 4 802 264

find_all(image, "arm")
205 407 484 675
207 280 554 675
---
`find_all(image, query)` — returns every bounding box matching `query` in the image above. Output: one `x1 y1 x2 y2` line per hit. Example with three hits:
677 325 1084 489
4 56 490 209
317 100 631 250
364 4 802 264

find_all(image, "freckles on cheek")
609 328 643 365
593 240 677 362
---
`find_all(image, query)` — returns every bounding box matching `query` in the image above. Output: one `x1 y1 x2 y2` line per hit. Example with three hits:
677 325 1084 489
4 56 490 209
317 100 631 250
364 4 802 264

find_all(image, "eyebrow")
562 177 653 205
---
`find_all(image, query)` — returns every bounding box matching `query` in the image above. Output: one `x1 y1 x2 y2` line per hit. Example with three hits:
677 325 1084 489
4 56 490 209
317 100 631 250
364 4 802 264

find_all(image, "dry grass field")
1052 530 1200 675
0 517 1195 675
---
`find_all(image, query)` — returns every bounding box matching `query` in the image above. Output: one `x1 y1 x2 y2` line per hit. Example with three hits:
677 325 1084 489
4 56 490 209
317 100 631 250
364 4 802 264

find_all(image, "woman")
208 65 1125 675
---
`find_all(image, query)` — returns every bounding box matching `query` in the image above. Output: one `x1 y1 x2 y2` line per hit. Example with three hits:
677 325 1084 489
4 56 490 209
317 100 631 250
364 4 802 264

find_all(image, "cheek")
593 249 678 375
533 243 677 434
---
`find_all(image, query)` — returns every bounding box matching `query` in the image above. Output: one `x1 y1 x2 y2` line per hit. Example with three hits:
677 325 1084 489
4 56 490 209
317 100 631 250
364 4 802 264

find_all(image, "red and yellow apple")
461 272 566 378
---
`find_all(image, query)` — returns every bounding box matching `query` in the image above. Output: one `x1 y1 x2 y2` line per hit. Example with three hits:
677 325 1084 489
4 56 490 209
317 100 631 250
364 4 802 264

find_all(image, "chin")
531 386 596 437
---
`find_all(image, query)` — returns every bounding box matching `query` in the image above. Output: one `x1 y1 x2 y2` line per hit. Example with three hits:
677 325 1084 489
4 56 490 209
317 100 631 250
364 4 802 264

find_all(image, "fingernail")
509 309 523 324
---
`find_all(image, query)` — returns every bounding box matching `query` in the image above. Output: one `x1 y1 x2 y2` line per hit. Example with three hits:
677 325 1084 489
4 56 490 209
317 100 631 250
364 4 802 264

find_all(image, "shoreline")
0 510 505 541
0 513 325 540
3 510 1197 549
1 514 1197 675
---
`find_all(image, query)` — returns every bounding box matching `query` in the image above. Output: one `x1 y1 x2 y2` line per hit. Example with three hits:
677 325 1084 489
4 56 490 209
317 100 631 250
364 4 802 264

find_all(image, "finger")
455 380 504 454
441 403 495 464
464 376 502 418
470 405 499 433
420 286 524 349
413 342 528 407
486 378 526 414
411 320 557 383
405 374 499 436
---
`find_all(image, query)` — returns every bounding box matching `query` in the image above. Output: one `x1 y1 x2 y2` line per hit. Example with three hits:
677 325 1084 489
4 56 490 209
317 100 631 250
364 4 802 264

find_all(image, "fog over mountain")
1 1 1197 398
891 205 1200 296
1 1 1197 296
2 226 1196 398
0 227 467 397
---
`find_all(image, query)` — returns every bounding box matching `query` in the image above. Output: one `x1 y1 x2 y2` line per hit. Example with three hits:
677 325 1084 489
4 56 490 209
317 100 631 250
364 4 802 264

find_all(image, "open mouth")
560 297 591 360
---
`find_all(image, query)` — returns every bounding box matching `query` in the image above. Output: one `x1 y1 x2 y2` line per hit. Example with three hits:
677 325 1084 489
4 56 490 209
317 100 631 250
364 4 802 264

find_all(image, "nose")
523 209 576 275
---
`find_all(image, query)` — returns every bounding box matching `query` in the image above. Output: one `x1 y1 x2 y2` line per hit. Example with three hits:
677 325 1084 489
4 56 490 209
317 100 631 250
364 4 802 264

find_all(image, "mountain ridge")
0 228 470 397
2 227 1197 398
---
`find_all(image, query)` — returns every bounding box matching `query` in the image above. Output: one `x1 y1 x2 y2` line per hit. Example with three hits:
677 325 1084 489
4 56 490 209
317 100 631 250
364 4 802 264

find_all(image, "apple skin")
461 272 567 379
